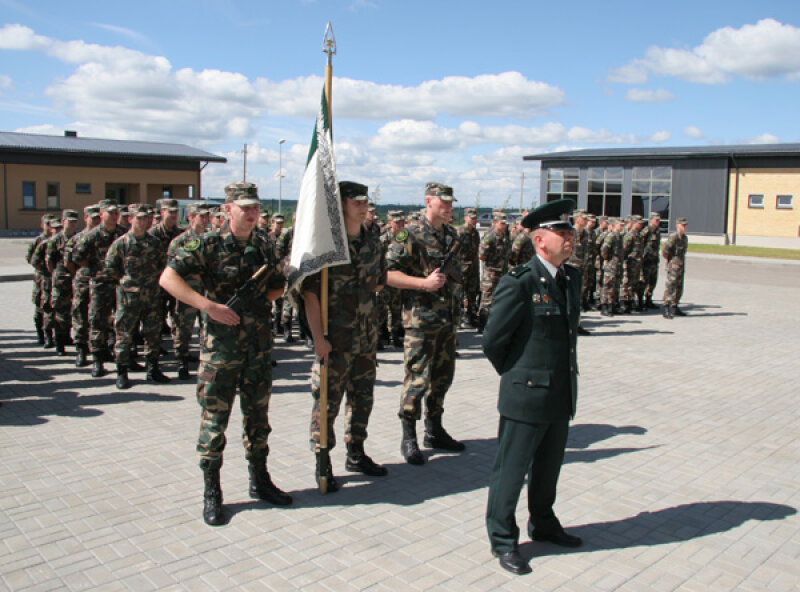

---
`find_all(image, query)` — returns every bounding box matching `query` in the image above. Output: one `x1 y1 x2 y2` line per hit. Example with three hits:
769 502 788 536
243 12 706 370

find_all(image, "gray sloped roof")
524 143 800 162
0 131 226 163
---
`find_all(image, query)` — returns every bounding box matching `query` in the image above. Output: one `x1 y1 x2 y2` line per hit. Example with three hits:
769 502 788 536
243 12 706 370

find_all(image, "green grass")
688 243 800 260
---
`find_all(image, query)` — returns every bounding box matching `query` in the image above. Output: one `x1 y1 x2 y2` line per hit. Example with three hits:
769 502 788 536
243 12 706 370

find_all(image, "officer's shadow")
519 500 796 558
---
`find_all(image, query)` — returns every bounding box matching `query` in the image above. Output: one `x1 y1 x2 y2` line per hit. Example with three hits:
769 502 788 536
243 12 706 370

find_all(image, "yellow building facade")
727 168 800 239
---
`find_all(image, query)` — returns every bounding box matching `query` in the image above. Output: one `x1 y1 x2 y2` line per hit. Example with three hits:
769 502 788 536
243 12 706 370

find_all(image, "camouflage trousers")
172 301 200 359
309 343 377 452
581 262 593 302
50 272 73 335
114 287 161 366
399 324 457 421
378 286 403 334
280 297 295 325
196 322 274 470
621 259 642 300
462 264 480 317
594 259 604 301
662 259 685 305
89 279 116 355
71 278 91 345
641 257 659 298
601 260 621 305
39 276 54 331
479 271 504 315
31 272 42 307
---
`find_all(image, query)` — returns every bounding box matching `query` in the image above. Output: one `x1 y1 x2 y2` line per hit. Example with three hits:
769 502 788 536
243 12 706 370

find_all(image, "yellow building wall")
727 168 800 238
2 163 200 231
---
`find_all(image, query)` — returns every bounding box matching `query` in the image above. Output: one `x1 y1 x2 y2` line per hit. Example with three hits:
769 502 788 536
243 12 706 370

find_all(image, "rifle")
436 233 463 277
225 265 269 313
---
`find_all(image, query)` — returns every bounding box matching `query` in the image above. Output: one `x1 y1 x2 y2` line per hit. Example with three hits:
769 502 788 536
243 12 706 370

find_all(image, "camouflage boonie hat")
84 205 100 217
62 209 80 221
97 199 118 212
676 217 688 225
224 182 260 206
339 181 369 201
158 198 179 211
464 207 478 218
425 182 455 202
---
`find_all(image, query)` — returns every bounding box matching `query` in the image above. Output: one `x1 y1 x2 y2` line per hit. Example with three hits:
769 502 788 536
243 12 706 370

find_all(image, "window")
776 195 793 209
22 181 36 209
748 194 764 209
587 167 623 217
545 168 579 203
46 182 60 210
632 166 672 228
162 186 173 199
76 183 91 194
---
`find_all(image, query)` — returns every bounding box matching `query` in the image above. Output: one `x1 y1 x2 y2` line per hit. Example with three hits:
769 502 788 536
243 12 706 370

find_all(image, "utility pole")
520 172 525 213
242 144 248 182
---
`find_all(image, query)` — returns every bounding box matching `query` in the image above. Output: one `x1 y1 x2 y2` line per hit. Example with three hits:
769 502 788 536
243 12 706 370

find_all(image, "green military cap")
127 203 149 218
158 198 179 211
367 202 377 212
84 205 100 217
41 214 56 223
631 214 643 222
493 209 507 222
573 209 587 218
607 217 620 225
187 203 210 217
224 182 260 206
97 199 119 212
425 182 456 202
388 210 406 222
587 213 596 221
49 219 63 229
464 207 478 218
273 214 285 223
259 207 270 217
649 211 661 219
119 205 130 217
676 217 688 225
62 209 80 220
521 199 576 231
598 215 608 222
339 181 369 201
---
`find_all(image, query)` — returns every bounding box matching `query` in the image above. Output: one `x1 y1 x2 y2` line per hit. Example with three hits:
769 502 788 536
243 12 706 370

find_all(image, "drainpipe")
730 153 740 246
3 162 7 231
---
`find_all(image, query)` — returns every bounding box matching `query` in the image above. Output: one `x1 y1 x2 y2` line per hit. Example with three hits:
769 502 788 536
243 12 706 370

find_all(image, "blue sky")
2 0 800 208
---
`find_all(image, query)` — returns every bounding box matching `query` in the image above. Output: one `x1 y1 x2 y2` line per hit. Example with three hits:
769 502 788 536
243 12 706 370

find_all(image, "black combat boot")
91 355 107 378
274 317 284 336
663 303 673 319
115 365 130 390
391 331 404 348
314 453 339 492
345 442 388 476
673 305 686 317
202 467 225 526
177 358 190 380
75 344 89 368
284 321 295 343
44 329 55 349
645 296 658 310
35 315 45 345
146 359 171 383
424 417 466 451
128 357 145 372
248 458 293 504
636 293 645 312
620 300 631 314
54 331 67 356
477 309 488 334
401 418 425 465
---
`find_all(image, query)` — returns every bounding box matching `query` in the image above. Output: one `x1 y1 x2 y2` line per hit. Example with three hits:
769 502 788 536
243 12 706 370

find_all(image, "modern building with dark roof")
0 130 226 232
524 144 800 246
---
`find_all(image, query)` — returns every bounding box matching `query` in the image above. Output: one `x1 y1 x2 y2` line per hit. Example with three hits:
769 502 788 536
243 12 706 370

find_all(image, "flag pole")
317 22 336 494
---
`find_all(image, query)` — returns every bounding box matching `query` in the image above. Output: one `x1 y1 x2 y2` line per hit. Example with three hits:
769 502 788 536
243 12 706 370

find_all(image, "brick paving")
1 244 799 591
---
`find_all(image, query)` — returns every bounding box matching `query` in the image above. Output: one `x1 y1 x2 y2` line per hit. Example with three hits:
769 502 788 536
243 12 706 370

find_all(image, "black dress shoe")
493 549 532 575
532 528 583 548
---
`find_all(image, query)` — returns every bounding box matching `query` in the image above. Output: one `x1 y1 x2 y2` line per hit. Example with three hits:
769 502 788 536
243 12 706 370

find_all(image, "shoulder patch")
508 264 531 278
183 238 201 252
395 229 408 242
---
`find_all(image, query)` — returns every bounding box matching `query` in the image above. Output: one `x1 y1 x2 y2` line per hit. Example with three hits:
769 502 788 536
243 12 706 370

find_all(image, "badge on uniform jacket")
395 229 408 242
532 294 541 303
543 294 550 303
183 238 200 251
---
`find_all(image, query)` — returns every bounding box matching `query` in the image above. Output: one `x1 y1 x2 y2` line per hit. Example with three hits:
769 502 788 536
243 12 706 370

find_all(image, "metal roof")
0 131 227 163
524 143 800 162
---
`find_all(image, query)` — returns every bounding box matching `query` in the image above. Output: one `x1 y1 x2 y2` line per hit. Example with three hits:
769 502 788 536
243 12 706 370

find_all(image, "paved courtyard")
1 250 799 591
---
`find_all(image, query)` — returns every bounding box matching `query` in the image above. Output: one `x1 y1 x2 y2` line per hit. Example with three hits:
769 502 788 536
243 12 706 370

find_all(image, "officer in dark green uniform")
482 199 583 576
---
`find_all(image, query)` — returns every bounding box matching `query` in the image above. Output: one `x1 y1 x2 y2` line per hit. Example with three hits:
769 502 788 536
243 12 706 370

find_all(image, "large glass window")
587 167 623 217
46 182 60 210
22 182 36 209
632 166 671 229
545 168 579 203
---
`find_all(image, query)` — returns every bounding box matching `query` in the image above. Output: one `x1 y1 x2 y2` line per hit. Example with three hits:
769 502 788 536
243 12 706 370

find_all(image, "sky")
2 0 800 209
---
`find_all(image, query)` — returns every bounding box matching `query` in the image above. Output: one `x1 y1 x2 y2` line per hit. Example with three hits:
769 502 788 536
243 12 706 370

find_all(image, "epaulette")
508 264 531 278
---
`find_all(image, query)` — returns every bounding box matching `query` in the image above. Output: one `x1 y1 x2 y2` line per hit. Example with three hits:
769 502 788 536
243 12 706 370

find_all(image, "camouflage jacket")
30 238 52 276
46 230 77 279
509 230 535 267
479 228 511 275
601 230 623 262
457 224 481 270
641 225 662 261
662 232 688 262
65 228 92 283
386 218 462 329
105 231 166 294
168 228 205 291
278 227 293 261
623 228 644 261
26 232 49 265
568 227 590 268
302 225 386 350
73 224 127 278
148 222 183 253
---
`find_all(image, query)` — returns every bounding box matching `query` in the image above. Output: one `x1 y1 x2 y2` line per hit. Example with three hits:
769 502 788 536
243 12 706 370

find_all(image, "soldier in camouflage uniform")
592 216 608 306
149 198 183 344
65 206 101 366
584 214 598 309
386 182 465 465
268 214 286 336
159 182 291 526
27 214 56 345
567 210 592 334
662 217 689 319
257 209 271 233
105 204 170 389
457 208 481 327
73 199 126 377
378 210 406 347
364 203 381 240
640 212 662 309
508 224 534 268
600 218 624 316
621 215 645 313
168 204 210 379
31 220 59 348
46 210 80 355
477 212 510 332
302 182 388 491
279 214 301 342
211 208 226 231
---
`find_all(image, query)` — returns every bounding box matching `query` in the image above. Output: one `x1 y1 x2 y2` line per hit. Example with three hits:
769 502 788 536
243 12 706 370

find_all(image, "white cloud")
608 18 800 84
625 88 675 103
0 74 12 95
747 133 780 144
683 126 704 139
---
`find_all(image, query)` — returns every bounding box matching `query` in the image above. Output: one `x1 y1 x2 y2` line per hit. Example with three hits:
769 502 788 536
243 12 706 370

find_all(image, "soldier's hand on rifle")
422 269 446 292
206 302 240 326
